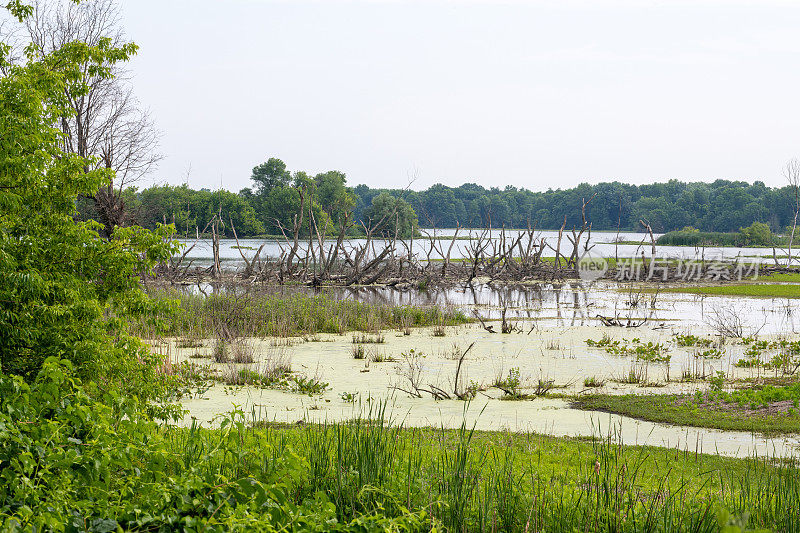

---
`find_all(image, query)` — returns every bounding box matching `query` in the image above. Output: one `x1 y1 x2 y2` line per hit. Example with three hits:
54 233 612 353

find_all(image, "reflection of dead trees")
597 286 661 328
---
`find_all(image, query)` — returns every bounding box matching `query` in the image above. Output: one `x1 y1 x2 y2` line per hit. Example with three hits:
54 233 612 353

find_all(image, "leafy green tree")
362 193 417 238
313 170 356 227
738 222 774 246
251 157 291 192
0 2 177 384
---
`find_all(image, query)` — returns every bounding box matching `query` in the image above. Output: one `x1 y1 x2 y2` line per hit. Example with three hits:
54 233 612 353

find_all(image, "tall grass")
132 288 469 339
231 404 800 532
657 230 744 247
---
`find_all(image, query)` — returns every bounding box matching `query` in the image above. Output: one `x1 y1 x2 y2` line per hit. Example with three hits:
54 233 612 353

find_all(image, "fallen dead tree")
151 194 783 288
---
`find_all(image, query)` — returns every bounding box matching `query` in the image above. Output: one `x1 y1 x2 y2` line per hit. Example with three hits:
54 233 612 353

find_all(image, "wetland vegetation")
5 0 800 530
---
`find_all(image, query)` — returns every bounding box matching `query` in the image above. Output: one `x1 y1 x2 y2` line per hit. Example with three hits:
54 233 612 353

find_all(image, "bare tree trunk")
211 216 221 279
785 159 800 266
640 220 656 256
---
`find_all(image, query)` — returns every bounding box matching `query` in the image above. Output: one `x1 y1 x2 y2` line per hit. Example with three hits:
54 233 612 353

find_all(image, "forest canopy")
115 160 800 237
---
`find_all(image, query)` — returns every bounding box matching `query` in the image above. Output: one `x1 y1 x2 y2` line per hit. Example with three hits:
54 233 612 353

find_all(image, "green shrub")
0 359 423 530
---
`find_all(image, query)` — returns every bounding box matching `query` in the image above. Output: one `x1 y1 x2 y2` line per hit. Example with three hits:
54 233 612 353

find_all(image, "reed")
133 288 469 339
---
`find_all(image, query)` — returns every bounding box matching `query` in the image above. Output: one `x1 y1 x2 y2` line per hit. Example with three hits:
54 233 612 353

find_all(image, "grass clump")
674 333 714 348
583 376 605 388
352 332 385 344
352 345 366 359
586 336 670 363
370 351 396 363
222 363 329 396
494 367 527 400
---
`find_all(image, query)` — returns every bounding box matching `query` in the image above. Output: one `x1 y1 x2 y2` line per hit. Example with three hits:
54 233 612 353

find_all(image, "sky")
117 0 800 192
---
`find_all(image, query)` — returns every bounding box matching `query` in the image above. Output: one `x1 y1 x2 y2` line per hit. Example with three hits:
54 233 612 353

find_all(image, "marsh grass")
663 283 800 299
220 354 328 395
583 376 605 388
231 339 255 363
176 338 204 349
613 363 651 385
221 356 292 388
213 337 229 363
352 332 385 344
370 350 396 363
574 390 800 435
240 404 800 531
134 289 469 340
352 345 366 359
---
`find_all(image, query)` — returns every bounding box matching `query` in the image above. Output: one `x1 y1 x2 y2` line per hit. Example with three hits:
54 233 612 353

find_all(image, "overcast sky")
119 0 800 192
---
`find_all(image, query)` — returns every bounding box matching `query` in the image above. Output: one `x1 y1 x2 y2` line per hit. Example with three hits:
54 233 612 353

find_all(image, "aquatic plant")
583 376 605 388
674 333 714 348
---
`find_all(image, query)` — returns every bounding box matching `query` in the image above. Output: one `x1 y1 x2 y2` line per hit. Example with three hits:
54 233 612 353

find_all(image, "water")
166 258 800 457
189 280 800 336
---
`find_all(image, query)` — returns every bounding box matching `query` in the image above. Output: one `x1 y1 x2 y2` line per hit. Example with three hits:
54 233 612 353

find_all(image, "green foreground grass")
7 359 800 531
257 415 795 531
573 388 800 435
659 283 800 299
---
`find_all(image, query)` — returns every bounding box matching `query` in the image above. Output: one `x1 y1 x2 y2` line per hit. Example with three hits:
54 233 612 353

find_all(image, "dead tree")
565 194 597 268
465 228 491 284
784 159 800 266
230 217 265 280
210 213 222 279
551 215 567 278
18 0 161 234
640 220 657 256
275 187 306 277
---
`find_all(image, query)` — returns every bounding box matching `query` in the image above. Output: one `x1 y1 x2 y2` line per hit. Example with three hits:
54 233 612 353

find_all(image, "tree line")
356 179 800 234
101 158 800 238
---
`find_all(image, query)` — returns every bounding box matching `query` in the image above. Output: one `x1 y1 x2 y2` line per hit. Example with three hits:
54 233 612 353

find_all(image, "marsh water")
193 280 800 336
170 276 800 459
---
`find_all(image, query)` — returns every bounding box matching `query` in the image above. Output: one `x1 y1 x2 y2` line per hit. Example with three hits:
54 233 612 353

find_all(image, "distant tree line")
98 158 800 238
355 179 800 234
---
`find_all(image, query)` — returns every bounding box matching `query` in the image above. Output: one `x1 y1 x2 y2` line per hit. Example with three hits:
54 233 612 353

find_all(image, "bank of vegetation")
132 289 469 339
657 223 798 248
661 284 800 299
574 389 800 435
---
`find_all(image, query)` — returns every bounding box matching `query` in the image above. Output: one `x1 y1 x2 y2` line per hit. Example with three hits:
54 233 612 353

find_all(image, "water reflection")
180 280 798 335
